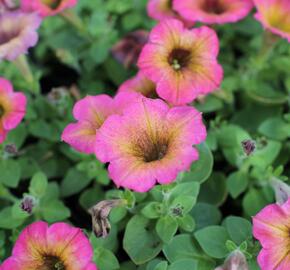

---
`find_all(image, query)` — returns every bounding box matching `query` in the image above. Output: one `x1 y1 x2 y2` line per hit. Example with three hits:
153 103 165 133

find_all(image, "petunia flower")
147 0 194 27
173 0 253 25
138 19 223 105
253 198 290 270
253 0 290 42
111 30 149 68
61 91 140 154
0 0 18 13
1 221 98 270
21 0 78 17
118 72 158 99
0 11 41 61
0 78 26 144
95 97 207 192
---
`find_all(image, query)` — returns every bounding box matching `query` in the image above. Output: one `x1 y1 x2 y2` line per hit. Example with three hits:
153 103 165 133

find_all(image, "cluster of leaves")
0 0 289 269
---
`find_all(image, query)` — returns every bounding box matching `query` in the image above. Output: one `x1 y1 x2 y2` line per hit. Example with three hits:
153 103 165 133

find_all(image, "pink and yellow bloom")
21 0 77 17
253 198 290 270
147 0 194 27
1 221 97 270
0 11 41 61
138 19 223 105
253 0 290 42
173 0 253 25
118 72 158 99
62 91 140 154
95 97 206 192
0 78 26 144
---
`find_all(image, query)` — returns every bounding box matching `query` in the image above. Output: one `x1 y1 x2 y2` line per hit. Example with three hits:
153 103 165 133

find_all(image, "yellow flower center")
267 9 290 34
41 255 66 270
41 0 62 9
168 48 191 71
201 0 227 15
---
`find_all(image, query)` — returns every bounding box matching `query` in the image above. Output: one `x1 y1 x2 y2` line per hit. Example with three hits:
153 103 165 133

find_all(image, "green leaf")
0 159 21 188
182 143 213 183
163 234 214 269
227 171 249 198
170 182 200 201
61 168 92 197
0 207 25 229
168 259 197 270
29 171 48 198
123 215 162 265
258 117 290 140
95 247 119 270
41 200 71 222
195 226 230 259
171 196 196 214
156 216 178 244
177 215 195 232
142 202 162 219
198 173 227 206
153 261 168 270
224 216 252 244
191 203 221 230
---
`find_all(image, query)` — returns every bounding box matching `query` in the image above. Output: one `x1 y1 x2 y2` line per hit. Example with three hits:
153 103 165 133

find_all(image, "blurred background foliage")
0 0 289 269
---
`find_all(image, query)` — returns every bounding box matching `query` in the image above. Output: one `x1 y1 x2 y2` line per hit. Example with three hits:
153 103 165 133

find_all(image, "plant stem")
14 55 34 84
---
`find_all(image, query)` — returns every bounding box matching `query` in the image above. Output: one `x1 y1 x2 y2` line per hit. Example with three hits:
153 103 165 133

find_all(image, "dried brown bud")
241 139 256 156
4 144 18 155
89 199 125 238
111 30 149 68
20 195 36 214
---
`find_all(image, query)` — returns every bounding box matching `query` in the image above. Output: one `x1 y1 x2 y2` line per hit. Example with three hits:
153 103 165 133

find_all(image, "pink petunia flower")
1 221 98 270
61 91 140 154
0 11 41 61
118 72 158 99
253 198 290 270
253 0 290 42
95 97 207 192
21 0 77 17
147 0 194 27
138 19 223 106
0 78 26 144
173 0 253 25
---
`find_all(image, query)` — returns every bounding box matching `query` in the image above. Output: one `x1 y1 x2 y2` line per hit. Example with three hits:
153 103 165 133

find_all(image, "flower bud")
215 250 249 270
20 195 36 214
241 139 256 156
271 178 290 205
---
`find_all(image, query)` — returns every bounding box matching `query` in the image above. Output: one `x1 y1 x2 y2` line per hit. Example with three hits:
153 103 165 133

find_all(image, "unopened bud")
4 144 18 155
271 178 290 205
89 199 125 238
20 195 36 214
241 140 256 156
215 250 249 270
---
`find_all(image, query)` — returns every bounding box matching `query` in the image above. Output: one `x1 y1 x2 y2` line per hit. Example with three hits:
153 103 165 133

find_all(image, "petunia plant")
0 0 289 270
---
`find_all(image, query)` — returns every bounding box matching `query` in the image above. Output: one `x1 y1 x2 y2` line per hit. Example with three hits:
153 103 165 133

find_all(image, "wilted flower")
215 250 249 270
89 199 125 238
95 97 206 192
138 19 223 106
147 0 194 27
0 11 41 61
111 30 149 68
118 72 158 99
0 78 26 144
253 198 290 270
61 91 140 154
21 0 78 17
4 143 18 154
1 221 97 270
173 0 253 25
253 0 290 42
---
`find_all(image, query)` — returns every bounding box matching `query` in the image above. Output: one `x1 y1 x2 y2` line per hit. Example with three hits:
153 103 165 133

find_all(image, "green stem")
60 10 92 41
14 55 34 84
